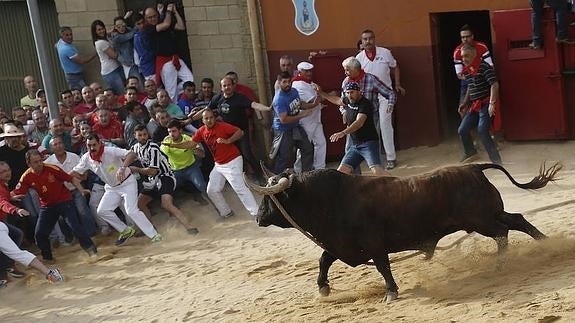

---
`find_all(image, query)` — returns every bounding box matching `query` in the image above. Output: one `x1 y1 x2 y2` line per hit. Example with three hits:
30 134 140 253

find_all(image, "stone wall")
52 0 260 99
53 0 122 86
183 0 257 96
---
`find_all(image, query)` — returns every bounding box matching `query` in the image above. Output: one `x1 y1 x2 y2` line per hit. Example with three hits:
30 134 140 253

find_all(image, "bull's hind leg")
498 212 547 240
475 223 509 256
372 254 399 303
317 251 337 296
475 222 509 270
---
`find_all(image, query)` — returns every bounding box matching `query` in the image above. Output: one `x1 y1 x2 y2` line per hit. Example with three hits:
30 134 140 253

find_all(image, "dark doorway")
430 11 493 138
122 0 192 70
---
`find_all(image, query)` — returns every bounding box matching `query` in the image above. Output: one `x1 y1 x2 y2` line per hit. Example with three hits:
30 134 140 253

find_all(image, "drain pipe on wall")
247 0 272 159
26 0 59 120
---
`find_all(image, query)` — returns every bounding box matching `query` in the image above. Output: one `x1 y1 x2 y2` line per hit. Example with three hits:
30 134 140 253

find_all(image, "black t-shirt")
208 92 252 130
156 31 177 57
0 145 30 189
342 96 378 144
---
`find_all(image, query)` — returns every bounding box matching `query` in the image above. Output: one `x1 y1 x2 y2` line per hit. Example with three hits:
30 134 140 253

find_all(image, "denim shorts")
341 139 381 169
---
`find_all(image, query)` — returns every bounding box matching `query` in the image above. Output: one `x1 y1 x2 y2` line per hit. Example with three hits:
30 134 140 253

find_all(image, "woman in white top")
91 20 125 96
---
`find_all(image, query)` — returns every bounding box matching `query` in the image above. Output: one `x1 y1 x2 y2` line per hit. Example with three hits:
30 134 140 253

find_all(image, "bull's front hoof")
385 291 398 303
318 285 331 297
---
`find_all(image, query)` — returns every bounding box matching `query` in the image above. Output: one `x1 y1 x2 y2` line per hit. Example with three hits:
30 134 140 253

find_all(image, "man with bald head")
73 86 97 118
274 55 294 93
41 119 72 153
20 75 38 108
45 137 97 236
143 5 193 101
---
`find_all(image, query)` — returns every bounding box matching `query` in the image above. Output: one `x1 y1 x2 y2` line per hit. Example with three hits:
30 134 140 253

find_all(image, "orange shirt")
13 164 73 207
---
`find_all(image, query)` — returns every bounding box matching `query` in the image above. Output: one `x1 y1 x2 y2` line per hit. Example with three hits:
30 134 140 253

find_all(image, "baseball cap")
297 62 314 71
345 82 360 91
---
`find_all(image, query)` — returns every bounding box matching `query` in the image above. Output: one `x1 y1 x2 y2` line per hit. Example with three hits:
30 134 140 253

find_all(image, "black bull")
246 163 561 302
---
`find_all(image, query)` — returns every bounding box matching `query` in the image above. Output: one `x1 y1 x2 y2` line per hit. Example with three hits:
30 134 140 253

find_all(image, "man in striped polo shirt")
457 44 502 165
453 25 493 104
129 125 199 235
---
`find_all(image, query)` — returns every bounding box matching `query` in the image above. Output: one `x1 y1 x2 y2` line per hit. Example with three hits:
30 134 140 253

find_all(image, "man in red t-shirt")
92 108 125 147
161 109 258 218
73 86 97 118
0 161 64 285
12 150 97 261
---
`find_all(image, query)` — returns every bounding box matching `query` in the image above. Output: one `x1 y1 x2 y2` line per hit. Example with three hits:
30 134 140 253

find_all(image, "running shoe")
46 268 64 283
151 234 163 243
85 245 98 257
115 226 136 246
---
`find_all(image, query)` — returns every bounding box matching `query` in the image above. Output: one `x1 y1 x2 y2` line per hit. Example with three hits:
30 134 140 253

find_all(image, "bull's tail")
475 162 562 190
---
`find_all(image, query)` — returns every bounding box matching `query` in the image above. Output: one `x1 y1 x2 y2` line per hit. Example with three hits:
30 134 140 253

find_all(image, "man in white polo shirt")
356 29 406 170
71 134 162 246
291 61 325 172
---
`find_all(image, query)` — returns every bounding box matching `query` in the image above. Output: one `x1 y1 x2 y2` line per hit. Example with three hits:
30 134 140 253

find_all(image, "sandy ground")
2 138 575 322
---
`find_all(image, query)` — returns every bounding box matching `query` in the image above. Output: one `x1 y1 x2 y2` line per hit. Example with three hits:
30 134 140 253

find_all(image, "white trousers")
161 59 194 101
91 183 131 229
377 94 396 161
0 222 35 267
294 122 326 173
96 178 158 238
207 156 259 216
90 183 108 229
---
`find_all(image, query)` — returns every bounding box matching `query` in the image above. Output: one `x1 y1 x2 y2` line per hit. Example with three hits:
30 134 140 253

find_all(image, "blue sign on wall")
292 0 319 36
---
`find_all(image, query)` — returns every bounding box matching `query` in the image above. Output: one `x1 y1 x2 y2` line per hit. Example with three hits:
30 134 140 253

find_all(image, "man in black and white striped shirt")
128 124 199 235
457 44 501 165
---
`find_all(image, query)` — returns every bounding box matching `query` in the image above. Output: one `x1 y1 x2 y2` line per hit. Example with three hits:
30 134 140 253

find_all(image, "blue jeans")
65 72 86 90
35 200 95 260
272 126 314 174
530 0 568 45
72 189 97 236
458 102 502 164
174 162 208 193
102 66 126 96
341 139 381 169
345 135 365 175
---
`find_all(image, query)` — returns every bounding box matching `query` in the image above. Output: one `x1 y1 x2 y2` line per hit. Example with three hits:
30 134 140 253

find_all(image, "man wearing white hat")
291 61 326 172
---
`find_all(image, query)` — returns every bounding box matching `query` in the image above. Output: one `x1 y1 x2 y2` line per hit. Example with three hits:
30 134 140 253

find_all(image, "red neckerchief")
365 49 376 61
291 73 311 83
462 58 481 76
348 69 366 83
90 144 105 163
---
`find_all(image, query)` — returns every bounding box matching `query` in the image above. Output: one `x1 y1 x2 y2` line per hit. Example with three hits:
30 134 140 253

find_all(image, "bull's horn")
243 173 290 195
260 160 276 179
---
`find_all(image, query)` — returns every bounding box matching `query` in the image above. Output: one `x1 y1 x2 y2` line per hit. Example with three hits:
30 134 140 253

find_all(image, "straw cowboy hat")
0 124 26 138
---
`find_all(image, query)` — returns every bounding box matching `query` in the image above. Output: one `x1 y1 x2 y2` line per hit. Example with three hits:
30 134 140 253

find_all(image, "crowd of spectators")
0 3 271 288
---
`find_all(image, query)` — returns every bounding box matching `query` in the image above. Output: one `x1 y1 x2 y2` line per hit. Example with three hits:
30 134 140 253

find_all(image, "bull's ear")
260 160 276 179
